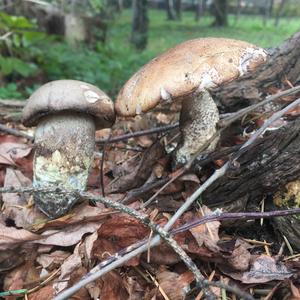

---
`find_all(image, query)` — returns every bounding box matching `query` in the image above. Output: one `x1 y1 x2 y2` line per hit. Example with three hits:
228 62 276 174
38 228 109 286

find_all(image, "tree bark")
195 0 204 21
212 0 228 27
165 0 177 20
131 0 149 51
212 30 300 110
202 119 300 210
174 0 182 20
235 0 242 22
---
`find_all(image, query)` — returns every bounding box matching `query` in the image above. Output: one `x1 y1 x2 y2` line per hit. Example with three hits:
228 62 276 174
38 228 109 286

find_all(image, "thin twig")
232 96 300 162
100 134 111 197
219 84 300 127
95 123 179 144
0 124 34 141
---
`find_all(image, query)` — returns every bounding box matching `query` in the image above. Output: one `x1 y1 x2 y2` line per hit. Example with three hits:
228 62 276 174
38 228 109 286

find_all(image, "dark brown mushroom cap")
22 80 115 129
115 38 268 117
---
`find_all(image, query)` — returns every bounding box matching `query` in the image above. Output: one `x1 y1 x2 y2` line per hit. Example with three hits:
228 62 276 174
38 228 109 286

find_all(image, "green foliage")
0 12 48 79
1 8 300 99
38 41 150 96
0 83 23 99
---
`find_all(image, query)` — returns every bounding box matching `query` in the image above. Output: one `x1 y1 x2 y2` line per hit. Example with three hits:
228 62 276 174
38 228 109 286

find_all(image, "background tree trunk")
202 119 300 209
131 0 149 50
212 0 228 27
165 0 177 20
195 0 204 21
262 0 273 26
275 0 288 27
235 0 242 22
174 0 182 20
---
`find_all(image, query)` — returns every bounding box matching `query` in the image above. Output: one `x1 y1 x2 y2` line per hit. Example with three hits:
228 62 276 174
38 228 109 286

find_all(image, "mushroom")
23 80 115 218
115 38 268 167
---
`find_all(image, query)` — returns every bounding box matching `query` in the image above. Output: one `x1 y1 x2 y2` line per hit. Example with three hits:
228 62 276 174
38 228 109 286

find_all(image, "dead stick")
95 123 179 144
0 124 34 141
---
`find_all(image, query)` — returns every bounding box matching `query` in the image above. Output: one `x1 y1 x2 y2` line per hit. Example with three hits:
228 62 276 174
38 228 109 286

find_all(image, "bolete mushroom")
115 38 268 166
23 80 115 218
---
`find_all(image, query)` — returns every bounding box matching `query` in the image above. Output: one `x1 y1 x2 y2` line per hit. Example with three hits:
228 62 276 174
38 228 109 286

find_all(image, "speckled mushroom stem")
173 90 220 167
33 113 95 218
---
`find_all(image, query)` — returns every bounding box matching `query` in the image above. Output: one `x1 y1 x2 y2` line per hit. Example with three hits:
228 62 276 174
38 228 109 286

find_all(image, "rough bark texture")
131 0 149 50
212 30 300 110
202 119 300 211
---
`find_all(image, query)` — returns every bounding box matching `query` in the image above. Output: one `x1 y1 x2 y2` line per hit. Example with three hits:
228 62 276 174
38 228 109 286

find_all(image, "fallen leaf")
53 243 82 294
29 285 54 300
3 168 46 228
222 254 294 283
100 271 129 300
188 208 220 252
106 142 165 193
0 223 39 250
0 249 24 272
157 270 194 300
37 250 70 270
0 142 32 166
93 214 149 266
36 222 101 247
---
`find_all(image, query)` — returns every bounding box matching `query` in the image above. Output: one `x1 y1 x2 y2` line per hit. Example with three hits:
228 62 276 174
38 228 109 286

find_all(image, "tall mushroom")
115 38 268 166
23 80 115 218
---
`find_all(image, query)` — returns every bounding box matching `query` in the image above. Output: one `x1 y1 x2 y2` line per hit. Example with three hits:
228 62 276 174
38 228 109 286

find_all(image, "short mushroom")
23 80 115 218
115 38 268 167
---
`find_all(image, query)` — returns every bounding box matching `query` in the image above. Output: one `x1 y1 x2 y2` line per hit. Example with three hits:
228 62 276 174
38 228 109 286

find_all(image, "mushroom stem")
33 113 95 218
174 90 220 166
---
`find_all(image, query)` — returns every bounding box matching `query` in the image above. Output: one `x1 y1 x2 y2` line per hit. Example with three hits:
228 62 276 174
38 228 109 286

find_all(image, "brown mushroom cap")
23 80 115 129
115 38 268 117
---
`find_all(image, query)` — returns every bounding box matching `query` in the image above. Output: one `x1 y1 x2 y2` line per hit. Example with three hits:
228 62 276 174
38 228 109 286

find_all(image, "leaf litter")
0 110 300 300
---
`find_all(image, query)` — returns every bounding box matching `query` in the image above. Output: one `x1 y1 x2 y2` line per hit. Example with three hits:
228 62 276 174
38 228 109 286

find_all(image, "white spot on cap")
199 68 219 90
160 87 172 102
136 104 142 115
80 84 90 90
84 90 100 103
238 47 267 76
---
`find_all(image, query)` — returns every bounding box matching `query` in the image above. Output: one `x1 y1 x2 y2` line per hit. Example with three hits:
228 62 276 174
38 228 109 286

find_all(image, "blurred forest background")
0 0 300 100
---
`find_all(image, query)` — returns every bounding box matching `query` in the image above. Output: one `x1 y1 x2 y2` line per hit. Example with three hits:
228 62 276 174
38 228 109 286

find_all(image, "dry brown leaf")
222 254 294 283
157 270 194 300
68 267 91 300
3 168 46 228
93 214 149 266
0 223 39 250
107 142 165 193
0 249 25 272
32 202 110 231
4 261 39 293
100 271 129 300
0 142 31 166
36 250 70 270
226 242 251 271
290 281 300 298
84 231 98 265
188 208 220 252
53 243 82 294
29 285 54 300
36 222 100 247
